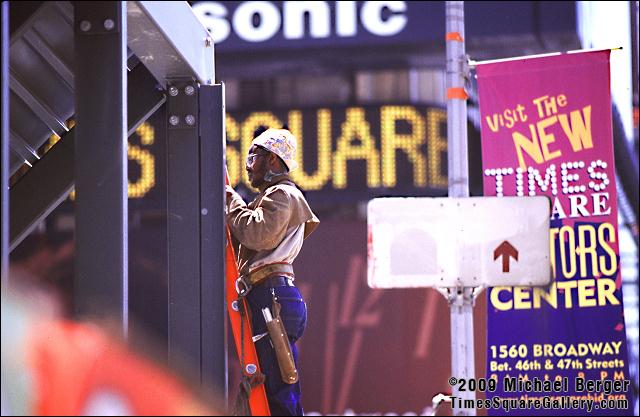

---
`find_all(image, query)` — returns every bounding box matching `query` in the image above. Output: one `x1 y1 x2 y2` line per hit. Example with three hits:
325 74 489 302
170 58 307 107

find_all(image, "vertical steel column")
167 80 227 391
199 84 228 396
166 78 202 372
446 2 476 415
74 2 128 336
1 1 8 287
446 1 469 199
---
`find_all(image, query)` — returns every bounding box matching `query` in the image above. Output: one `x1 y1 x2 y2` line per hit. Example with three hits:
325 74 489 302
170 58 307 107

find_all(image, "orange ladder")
225 174 270 415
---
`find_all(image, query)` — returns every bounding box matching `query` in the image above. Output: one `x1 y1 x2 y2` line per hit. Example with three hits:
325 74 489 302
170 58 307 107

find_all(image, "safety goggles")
246 150 268 166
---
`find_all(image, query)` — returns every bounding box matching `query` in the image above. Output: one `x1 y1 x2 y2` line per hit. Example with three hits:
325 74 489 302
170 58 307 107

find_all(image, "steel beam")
23 29 75 89
9 63 165 252
125 63 166 137
9 129 39 165
127 1 215 88
9 71 69 134
2 1 9 286
167 77 202 371
74 1 128 335
199 84 227 395
10 127 74 253
166 81 227 392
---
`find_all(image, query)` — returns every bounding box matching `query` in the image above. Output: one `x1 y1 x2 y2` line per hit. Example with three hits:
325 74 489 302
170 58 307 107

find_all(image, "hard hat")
251 128 299 172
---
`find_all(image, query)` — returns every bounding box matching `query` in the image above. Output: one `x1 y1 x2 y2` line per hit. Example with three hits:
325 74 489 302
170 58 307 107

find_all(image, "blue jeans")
246 278 307 416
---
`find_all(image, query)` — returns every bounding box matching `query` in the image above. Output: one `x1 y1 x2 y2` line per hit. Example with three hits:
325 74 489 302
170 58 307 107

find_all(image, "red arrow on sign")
493 241 519 273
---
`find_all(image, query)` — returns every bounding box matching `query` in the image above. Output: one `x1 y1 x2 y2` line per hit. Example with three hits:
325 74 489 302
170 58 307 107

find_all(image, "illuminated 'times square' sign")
226 105 449 193
118 104 453 203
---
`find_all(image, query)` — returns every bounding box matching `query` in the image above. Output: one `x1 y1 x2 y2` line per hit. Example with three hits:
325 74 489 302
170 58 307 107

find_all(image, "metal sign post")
367 4 553 416
368 197 551 414
445 2 475 415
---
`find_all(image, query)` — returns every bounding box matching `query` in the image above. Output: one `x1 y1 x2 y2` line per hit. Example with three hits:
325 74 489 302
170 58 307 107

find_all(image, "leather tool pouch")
262 299 299 384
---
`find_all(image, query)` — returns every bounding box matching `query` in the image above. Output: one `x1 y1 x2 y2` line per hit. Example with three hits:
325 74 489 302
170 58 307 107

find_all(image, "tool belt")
236 263 295 296
235 263 300 384
256 276 295 288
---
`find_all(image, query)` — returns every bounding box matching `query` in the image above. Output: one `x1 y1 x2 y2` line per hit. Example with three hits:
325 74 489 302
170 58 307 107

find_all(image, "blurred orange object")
26 320 213 416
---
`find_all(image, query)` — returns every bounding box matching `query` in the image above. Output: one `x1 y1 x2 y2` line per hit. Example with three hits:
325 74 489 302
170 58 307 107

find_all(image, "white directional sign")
367 197 551 288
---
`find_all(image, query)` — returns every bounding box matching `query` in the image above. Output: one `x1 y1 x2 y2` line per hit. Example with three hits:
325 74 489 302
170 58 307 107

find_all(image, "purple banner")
477 51 633 415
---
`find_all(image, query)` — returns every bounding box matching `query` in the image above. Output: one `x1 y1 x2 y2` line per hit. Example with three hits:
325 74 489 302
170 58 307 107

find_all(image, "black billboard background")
125 103 486 414
190 1 576 54
126 102 483 208
37 102 486 414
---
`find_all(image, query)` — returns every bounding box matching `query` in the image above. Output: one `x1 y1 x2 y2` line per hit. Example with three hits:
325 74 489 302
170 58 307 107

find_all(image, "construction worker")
225 127 319 416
